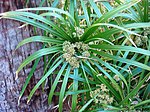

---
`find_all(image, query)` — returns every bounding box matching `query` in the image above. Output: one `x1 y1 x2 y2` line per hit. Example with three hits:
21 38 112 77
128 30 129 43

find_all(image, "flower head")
82 51 90 57
63 53 72 61
90 84 113 106
134 36 143 46
63 41 71 52
75 42 83 49
75 27 84 37
82 43 89 51
62 41 90 68
113 75 120 81
73 32 77 37
67 46 75 55
68 57 79 68
108 97 114 103
100 84 108 92
63 41 71 46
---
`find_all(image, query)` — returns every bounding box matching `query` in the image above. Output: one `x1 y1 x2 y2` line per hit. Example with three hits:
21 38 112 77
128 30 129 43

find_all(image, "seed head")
75 27 84 36
142 36 148 43
62 41 90 68
113 75 120 81
100 84 108 92
108 97 114 103
75 42 83 49
82 43 89 51
68 57 79 68
90 84 113 105
67 46 75 55
134 36 143 46
63 53 72 61
82 51 90 57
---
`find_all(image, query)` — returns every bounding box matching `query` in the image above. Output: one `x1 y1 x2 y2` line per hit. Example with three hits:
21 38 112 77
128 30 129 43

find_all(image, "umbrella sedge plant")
0 0 150 111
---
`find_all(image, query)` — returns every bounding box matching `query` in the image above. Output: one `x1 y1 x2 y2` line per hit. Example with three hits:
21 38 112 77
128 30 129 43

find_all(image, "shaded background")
0 0 53 111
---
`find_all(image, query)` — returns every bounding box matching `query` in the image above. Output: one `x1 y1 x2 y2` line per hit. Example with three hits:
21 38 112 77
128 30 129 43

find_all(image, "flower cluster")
113 75 120 81
126 35 148 46
62 41 90 68
136 27 150 46
134 35 148 46
90 84 113 105
134 36 143 46
73 27 84 38
143 27 150 37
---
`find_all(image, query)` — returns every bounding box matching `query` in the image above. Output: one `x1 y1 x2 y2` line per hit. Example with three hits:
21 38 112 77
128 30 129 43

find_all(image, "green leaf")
119 73 150 105
16 46 61 76
6 11 71 40
59 65 71 112
95 0 140 23
2 15 62 38
102 1 113 11
48 62 67 104
124 22 150 29
80 0 140 41
93 62 123 100
35 0 46 14
72 68 79 111
41 12 73 27
104 105 126 111
81 62 92 91
66 89 90 95
52 0 59 7
79 98 94 112
91 50 150 71
133 100 150 108
18 58 40 105
143 84 150 100
81 23 142 41
85 36 113 45
27 59 63 103
84 61 121 101
143 0 149 22
16 36 64 49
69 74 96 84
16 7 75 22
69 0 75 18
41 12 74 35
80 0 91 26
90 44 150 56
133 99 150 109
94 57 128 93
135 4 144 21
89 0 102 18
113 13 139 21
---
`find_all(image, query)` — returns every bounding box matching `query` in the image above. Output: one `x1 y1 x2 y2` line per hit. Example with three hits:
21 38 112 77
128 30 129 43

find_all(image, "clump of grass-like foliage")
0 0 150 111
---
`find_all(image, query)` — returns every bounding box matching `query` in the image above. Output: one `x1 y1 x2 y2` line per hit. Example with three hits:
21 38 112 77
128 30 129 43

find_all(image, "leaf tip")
15 46 18 50
18 96 21 106
15 71 19 80
27 100 30 104
0 13 4 16
18 24 27 29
